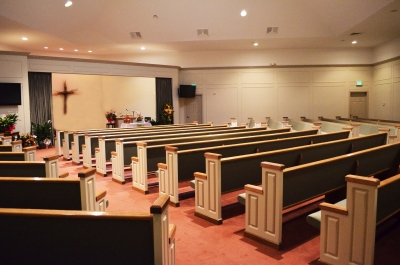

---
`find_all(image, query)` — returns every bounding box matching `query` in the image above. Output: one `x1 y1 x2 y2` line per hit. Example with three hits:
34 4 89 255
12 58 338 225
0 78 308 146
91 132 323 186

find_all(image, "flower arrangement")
136 112 143 122
31 120 52 147
0 112 19 134
20 133 37 147
105 110 117 122
161 102 174 124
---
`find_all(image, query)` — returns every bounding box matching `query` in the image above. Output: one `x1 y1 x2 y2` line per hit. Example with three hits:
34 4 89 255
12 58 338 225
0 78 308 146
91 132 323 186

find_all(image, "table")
120 122 152 128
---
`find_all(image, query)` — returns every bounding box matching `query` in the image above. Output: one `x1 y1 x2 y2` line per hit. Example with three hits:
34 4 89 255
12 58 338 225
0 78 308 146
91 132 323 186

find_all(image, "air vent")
197 29 209 37
350 32 362 36
130 32 142 39
266 27 278 34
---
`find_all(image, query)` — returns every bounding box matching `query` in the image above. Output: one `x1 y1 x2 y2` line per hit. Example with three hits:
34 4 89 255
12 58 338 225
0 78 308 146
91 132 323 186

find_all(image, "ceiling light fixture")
22 37 28 41
65 1 72 7
88 50 92 53
44 47 48 49
352 40 357 44
74 49 78 52
141 47 146 50
59 48 64 50
253 42 258 46
241 10 247 17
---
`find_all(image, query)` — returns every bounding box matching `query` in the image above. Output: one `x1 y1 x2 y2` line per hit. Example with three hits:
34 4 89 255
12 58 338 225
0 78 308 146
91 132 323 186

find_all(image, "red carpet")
38 147 400 265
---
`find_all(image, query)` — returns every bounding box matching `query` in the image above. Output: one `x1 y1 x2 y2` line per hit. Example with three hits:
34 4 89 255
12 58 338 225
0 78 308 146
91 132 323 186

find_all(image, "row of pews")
53 118 400 264
0 135 176 265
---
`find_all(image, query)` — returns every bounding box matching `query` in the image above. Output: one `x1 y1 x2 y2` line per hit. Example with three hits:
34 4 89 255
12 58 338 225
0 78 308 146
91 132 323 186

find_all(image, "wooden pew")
242 142 400 249
127 128 306 192
158 130 349 206
194 133 389 225
0 168 107 211
98 126 272 176
111 128 292 185
0 154 67 178
0 146 37 161
69 123 213 162
66 123 210 161
0 194 176 265
308 174 400 265
307 116 399 140
79 124 226 166
0 140 22 152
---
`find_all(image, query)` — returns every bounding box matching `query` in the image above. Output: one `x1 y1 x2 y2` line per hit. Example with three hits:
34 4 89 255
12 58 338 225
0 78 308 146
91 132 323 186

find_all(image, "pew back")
219 132 388 194
0 178 82 210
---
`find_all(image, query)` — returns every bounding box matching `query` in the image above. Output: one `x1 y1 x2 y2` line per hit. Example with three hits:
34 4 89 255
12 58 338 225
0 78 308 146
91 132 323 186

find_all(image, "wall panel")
277 71 310 84
206 73 238 85
241 72 274 84
241 87 275 122
206 87 238 124
277 86 310 119
313 70 347 83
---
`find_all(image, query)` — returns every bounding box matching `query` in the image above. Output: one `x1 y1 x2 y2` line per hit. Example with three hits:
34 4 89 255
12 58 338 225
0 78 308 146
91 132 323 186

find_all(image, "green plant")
149 119 159 126
0 112 18 132
31 120 53 145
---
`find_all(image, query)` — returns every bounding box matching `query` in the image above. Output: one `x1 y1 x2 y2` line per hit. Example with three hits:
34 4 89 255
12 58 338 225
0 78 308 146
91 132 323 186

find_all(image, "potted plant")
0 112 18 134
20 133 37 147
161 102 174 124
105 110 117 123
31 120 53 149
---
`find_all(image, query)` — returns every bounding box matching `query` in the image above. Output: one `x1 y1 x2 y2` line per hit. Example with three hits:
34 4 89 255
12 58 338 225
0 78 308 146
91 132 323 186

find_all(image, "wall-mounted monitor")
178 84 196 98
0 83 22 105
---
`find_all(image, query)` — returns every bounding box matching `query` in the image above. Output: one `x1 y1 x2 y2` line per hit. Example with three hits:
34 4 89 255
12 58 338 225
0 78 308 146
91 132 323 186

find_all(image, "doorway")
349 92 368 118
184 95 202 124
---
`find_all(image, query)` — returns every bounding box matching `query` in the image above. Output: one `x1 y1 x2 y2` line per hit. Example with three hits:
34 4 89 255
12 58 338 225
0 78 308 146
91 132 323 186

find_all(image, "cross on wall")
53 80 78 114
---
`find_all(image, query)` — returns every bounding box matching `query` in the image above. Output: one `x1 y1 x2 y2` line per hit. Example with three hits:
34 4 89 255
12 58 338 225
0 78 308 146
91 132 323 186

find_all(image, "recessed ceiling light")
141 47 146 50
74 49 78 52
352 40 357 44
253 42 258 46
65 1 72 7
391 9 397 12
153 15 158 20
22 37 28 41
44 46 48 49
241 10 247 17
59 48 64 50
88 50 92 53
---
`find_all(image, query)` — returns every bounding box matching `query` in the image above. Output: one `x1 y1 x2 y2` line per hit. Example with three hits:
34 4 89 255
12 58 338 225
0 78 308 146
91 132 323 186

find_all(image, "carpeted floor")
38 147 400 265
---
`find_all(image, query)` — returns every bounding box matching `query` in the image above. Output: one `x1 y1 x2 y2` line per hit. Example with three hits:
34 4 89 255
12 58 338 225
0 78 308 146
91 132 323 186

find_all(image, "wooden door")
185 95 202 123
350 92 368 118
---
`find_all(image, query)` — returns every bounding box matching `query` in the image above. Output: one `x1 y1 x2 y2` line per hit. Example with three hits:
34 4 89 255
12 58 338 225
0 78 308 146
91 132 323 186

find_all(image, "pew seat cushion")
237 193 246 205
190 180 195 189
306 199 347 229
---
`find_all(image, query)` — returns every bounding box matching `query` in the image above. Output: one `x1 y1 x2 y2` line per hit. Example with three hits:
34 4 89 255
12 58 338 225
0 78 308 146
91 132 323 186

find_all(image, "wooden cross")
53 80 78 114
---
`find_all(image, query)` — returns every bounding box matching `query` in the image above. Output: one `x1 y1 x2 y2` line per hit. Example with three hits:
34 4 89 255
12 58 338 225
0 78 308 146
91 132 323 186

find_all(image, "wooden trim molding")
165 146 178 152
345 174 380 186
194 172 207 180
204 152 222 160
150 194 170 214
261 162 285 170
96 190 107 201
244 184 263 194
43 154 59 161
78 167 96 178
319 202 348 215
157 163 167 170
131 156 139 162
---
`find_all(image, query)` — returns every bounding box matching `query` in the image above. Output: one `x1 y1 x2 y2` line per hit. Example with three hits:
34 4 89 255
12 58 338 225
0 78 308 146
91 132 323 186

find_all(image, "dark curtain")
155 78 173 123
28 72 53 140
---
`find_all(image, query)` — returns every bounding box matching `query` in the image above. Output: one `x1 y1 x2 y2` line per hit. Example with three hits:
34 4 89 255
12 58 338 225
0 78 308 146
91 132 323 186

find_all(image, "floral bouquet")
20 133 37 147
105 110 117 122
0 112 18 133
136 112 143 122
161 102 174 124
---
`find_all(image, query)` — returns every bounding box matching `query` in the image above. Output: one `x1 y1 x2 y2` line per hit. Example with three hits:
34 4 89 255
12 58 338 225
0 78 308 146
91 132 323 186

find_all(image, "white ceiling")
0 0 400 59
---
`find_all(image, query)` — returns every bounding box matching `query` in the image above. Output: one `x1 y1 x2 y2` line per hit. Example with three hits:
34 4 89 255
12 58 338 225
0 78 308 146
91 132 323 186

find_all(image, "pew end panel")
79 167 108 211
160 146 180 206
319 175 380 265
11 140 22 152
244 162 285 249
23 146 37 161
132 156 148 192
194 152 223 225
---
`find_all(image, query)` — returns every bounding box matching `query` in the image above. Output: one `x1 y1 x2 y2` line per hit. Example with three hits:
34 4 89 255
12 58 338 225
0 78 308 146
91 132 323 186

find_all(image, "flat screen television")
179 85 196 98
0 83 22 105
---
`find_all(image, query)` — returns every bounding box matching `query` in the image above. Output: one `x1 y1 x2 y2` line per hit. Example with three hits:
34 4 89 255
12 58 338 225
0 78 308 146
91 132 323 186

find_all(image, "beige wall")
0 53 30 133
180 66 373 124
371 58 400 120
52 74 155 131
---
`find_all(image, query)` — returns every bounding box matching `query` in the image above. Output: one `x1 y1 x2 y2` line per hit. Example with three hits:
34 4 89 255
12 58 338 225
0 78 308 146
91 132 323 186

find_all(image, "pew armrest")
59 172 69 178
